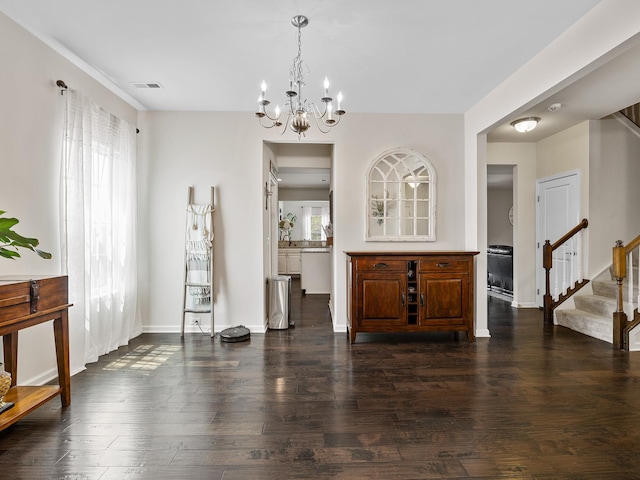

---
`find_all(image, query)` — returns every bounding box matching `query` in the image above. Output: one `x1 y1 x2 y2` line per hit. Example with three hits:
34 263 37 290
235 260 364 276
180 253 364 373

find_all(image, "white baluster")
577 231 584 283
630 250 637 315
552 252 557 300
562 243 568 296
568 239 576 289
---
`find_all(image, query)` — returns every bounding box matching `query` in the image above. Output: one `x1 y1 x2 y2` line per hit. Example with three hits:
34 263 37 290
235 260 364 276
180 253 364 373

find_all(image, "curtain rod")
56 79 139 134
56 79 68 94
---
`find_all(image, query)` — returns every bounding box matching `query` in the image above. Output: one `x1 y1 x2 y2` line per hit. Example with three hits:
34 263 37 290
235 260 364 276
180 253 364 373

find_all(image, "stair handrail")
543 218 589 324
612 233 640 350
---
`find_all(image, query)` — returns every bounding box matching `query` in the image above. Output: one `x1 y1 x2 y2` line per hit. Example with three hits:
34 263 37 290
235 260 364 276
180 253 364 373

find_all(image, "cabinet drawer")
419 257 471 272
355 258 406 272
0 282 30 322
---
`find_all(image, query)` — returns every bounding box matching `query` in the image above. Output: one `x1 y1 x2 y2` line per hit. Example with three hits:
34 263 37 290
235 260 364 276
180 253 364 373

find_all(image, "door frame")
535 170 581 307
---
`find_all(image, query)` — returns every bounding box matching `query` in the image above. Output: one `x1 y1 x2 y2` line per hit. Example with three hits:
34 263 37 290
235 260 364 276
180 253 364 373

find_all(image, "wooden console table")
0 276 71 431
346 251 478 343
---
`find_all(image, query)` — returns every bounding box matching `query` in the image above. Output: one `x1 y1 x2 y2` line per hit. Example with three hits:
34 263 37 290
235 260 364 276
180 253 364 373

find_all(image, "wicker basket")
0 369 11 401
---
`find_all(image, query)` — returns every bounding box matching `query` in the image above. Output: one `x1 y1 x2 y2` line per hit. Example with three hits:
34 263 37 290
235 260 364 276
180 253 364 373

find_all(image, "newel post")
543 240 553 325
612 240 627 350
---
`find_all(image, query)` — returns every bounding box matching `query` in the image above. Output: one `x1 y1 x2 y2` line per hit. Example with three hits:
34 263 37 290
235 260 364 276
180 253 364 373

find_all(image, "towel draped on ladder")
185 204 213 305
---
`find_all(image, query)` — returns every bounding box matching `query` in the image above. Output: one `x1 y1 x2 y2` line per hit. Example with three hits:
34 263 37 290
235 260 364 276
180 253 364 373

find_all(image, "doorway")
487 165 515 303
262 142 334 328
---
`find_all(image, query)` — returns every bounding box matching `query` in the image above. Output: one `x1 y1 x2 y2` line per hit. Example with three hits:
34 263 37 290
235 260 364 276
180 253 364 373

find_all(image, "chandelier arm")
263 111 281 123
310 103 340 129
278 112 293 135
310 112 332 134
257 116 281 129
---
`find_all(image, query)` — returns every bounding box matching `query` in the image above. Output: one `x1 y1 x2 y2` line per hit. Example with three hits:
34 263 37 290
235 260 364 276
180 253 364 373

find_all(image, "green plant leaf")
0 247 21 260
34 249 52 260
0 211 51 261
3 229 40 247
0 217 19 230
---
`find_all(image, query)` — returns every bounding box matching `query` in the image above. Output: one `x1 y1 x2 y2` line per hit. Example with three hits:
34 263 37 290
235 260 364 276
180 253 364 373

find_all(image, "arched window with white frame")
366 148 436 241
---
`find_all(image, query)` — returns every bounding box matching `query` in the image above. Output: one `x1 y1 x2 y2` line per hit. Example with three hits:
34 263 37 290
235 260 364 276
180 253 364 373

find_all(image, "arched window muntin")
366 148 436 241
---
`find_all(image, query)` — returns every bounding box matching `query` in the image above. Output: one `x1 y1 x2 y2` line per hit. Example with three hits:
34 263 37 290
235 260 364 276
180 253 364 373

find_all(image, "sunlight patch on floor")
102 344 182 372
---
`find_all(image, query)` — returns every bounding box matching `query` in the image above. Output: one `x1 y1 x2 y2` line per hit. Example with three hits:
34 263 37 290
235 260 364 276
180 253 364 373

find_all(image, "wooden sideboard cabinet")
346 251 479 343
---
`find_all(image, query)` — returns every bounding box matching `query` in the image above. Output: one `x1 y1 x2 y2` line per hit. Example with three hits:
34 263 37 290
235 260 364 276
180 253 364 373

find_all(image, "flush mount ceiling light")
510 117 540 133
255 15 345 138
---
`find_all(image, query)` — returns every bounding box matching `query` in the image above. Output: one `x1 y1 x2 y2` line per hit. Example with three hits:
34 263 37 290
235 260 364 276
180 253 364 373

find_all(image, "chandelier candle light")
255 15 345 137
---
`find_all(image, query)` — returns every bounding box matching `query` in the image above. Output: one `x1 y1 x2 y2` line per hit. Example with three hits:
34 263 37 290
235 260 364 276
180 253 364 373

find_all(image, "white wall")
589 115 640 275
537 121 590 221
487 188 513 246
143 112 465 334
0 12 138 384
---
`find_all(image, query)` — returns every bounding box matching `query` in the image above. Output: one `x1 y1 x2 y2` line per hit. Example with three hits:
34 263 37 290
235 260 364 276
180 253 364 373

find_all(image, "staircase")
620 102 640 128
555 259 639 349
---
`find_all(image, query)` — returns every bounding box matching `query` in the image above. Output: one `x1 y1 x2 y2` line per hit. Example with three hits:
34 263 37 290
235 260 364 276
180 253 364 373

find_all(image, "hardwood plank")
1 281 640 479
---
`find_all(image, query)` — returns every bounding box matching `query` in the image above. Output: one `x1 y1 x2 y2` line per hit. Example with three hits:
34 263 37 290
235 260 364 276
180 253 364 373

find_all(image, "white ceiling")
3 0 639 153
0 0 603 119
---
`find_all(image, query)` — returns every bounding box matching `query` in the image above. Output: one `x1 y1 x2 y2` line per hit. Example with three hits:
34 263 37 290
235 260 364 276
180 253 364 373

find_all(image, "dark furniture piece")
0 275 71 431
346 251 478 343
487 245 513 295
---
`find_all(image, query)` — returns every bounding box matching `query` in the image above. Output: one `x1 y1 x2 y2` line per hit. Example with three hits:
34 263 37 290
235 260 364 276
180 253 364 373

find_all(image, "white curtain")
60 89 141 364
301 206 313 240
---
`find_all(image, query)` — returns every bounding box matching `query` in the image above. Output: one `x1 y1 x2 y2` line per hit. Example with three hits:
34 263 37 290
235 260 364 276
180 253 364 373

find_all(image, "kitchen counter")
300 248 331 294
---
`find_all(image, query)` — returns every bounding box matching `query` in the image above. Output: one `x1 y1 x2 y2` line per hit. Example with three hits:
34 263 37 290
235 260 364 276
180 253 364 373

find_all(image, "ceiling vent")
131 82 163 89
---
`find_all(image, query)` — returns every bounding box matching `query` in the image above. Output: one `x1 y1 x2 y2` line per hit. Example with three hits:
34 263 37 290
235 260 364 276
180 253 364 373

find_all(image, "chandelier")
255 15 345 137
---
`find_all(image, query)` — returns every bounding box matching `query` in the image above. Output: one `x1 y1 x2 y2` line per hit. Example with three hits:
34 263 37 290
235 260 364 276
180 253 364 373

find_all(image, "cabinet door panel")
420 274 468 324
278 254 287 274
287 253 301 274
357 273 406 326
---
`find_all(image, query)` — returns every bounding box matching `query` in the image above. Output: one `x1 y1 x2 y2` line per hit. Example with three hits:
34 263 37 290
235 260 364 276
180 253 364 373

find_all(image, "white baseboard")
475 328 491 338
513 301 538 308
142 324 267 334
21 364 86 387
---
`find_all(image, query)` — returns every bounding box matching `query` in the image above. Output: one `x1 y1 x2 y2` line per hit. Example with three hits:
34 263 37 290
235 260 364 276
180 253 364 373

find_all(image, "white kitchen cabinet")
277 251 287 274
278 249 301 275
287 250 301 274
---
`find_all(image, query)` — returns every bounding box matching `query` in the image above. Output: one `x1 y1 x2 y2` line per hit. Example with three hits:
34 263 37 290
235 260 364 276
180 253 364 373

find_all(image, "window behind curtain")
61 89 141 364
302 205 330 240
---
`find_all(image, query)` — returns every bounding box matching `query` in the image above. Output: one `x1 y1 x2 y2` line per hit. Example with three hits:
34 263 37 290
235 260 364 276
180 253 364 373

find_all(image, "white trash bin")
268 275 291 329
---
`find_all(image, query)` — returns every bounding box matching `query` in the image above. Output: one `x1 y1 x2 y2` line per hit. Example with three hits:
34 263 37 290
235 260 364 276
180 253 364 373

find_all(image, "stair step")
555 309 612 344
592 279 639 301
574 294 616 317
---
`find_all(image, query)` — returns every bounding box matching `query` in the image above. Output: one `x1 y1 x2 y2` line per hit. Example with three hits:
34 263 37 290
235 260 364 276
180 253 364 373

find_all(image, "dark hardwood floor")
2 279 640 479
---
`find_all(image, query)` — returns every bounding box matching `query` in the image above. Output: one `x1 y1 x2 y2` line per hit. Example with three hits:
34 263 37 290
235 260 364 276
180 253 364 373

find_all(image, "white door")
536 171 580 307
